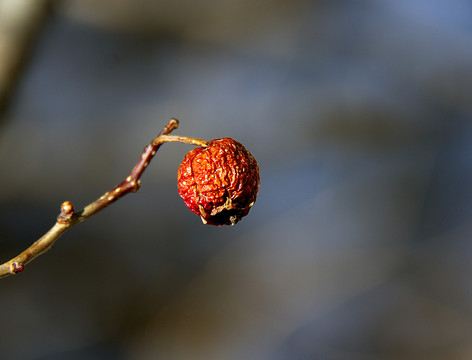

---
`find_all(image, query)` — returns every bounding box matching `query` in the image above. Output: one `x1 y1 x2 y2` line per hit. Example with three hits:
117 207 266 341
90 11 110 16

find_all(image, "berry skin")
177 138 260 226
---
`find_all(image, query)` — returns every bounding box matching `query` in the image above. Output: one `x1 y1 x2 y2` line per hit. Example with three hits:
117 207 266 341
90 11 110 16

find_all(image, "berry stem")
0 118 202 278
155 135 208 148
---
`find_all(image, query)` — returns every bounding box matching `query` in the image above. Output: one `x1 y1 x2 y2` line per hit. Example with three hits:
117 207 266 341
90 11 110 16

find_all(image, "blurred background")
1 0 472 359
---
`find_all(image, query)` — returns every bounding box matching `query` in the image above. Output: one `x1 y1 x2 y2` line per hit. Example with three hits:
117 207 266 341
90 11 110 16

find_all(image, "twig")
0 119 208 278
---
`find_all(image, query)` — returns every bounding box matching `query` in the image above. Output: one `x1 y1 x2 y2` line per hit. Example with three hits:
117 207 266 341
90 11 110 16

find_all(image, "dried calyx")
177 137 260 226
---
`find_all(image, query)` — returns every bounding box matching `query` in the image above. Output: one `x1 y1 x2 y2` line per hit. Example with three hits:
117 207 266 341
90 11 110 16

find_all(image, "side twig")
0 119 208 278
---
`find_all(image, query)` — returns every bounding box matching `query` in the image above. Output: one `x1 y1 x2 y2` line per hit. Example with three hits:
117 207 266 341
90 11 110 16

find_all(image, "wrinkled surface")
177 138 260 225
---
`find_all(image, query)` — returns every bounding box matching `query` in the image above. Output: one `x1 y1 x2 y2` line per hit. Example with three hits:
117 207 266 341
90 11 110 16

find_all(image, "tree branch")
0 119 208 278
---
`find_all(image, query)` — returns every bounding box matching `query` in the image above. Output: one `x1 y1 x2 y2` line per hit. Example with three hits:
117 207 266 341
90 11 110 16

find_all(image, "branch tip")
166 118 179 133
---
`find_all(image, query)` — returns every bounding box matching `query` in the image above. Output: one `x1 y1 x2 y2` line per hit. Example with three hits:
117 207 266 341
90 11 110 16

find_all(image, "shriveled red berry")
177 138 260 226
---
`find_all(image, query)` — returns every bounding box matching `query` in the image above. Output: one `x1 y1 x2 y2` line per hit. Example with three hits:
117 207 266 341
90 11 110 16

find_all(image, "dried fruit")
177 137 260 226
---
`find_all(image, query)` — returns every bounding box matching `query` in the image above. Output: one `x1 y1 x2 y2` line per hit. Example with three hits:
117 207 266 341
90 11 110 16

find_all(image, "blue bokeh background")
1 1 472 359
